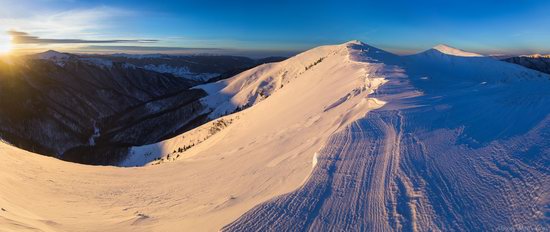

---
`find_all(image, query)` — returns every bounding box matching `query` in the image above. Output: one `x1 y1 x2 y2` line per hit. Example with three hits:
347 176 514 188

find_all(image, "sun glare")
0 35 13 55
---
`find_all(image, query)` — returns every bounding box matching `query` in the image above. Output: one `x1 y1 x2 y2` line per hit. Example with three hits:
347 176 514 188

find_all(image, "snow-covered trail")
224 132 549 231
222 62 421 232
0 41 393 232
226 112 549 231
223 112 404 231
1 41 549 232
224 50 550 231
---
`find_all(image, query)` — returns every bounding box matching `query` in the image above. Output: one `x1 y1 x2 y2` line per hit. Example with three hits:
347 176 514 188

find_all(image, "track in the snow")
224 60 550 232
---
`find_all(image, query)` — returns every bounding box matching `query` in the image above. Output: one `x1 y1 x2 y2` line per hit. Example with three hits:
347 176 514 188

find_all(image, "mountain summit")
0 41 549 231
35 50 71 60
429 44 483 57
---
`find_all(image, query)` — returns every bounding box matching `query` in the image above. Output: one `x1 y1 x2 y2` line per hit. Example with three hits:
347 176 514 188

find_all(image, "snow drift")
1 41 549 231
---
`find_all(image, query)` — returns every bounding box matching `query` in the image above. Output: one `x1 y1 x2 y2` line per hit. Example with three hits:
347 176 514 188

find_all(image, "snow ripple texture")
224 45 550 231
225 113 550 231
1 41 549 232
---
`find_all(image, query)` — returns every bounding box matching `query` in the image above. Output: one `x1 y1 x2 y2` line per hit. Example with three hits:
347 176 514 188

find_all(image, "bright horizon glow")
1 0 550 57
0 34 12 55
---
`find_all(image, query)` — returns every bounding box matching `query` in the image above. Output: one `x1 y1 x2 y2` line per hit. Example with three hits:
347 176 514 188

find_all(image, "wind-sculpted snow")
226 112 549 231
1 41 549 231
224 46 550 231
125 41 393 166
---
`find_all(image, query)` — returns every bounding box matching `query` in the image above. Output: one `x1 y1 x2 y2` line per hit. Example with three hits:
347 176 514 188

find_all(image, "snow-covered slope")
521 54 550 58
35 50 73 66
125 40 393 166
36 50 71 60
142 64 219 81
225 46 550 231
505 55 550 75
85 54 286 82
429 44 483 57
1 41 549 231
0 54 204 165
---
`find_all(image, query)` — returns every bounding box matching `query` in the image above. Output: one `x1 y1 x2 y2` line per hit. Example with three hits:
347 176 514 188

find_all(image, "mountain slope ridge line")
0 41 396 231
223 41 550 231
1 40 549 231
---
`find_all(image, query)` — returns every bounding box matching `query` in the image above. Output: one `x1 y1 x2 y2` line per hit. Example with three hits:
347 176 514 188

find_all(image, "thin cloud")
8 30 158 44
79 45 299 58
83 45 222 51
0 6 134 38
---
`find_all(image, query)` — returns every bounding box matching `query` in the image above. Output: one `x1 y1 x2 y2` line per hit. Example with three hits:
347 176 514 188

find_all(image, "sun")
0 35 13 55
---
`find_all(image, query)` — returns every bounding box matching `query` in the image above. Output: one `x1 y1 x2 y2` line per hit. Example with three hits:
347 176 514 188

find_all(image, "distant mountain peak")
430 44 483 57
520 54 550 58
344 40 365 46
35 50 72 60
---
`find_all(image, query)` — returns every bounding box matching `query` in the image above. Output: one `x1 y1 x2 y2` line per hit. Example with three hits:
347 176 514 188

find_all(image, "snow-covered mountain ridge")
30 50 287 82
0 54 206 165
430 44 483 57
504 55 550 75
521 54 550 58
125 40 397 165
1 41 549 231
0 50 285 165
83 53 287 82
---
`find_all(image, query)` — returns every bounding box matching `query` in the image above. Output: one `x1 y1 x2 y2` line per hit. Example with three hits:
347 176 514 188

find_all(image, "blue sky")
1 0 550 56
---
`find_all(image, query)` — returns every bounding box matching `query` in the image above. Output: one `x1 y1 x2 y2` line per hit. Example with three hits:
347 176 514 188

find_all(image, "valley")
0 41 548 231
